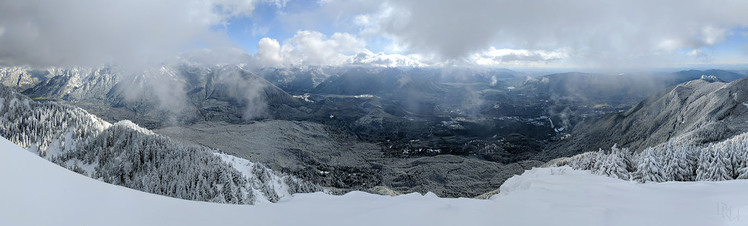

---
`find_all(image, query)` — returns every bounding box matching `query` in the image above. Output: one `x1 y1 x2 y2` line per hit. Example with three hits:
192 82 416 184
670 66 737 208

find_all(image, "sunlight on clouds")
256 30 363 66
342 0 748 68
255 30 425 67
473 47 569 67
348 49 425 67
257 37 283 66
1 0 746 69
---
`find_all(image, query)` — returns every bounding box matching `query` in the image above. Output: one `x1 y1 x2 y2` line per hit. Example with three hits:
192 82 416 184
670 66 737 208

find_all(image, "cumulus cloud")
254 30 427 67
286 31 365 65
257 38 284 66
347 49 425 67
0 0 257 67
353 0 748 67
256 30 364 66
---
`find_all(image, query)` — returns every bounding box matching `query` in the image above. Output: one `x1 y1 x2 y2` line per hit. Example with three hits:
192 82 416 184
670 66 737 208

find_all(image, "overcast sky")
1 0 747 69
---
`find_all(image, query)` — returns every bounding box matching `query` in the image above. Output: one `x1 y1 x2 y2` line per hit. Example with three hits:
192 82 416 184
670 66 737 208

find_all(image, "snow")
354 94 375 98
63 159 97 176
214 152 275 203
2 137 747 226
292 94 314 103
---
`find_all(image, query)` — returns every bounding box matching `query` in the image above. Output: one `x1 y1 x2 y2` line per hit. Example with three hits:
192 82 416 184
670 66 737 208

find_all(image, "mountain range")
2 63 747 198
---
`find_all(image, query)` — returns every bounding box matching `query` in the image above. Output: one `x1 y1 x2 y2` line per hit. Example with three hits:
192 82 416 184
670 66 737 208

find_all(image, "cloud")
687 49 712 62
254 30 426 67
257 38 284 66
0 0 258 67
255 30 364 66
353 0 748 67
287 31 365 65
347 49 425 67
473 47 568 67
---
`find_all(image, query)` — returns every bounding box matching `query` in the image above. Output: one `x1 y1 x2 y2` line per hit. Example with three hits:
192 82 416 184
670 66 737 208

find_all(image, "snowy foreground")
1 138 746 226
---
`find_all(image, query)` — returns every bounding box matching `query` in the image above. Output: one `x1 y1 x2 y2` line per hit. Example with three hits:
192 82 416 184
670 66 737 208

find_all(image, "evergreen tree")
706 146 732 181
665 144 696 181
696 146 714 181
634 148 665 183
569 152 598 170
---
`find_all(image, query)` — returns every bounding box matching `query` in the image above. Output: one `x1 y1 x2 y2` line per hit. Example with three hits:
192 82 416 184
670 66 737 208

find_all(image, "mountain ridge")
541 76 748 160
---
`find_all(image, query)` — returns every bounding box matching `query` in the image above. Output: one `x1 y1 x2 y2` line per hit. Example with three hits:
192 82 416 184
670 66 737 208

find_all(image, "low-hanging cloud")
361 0 748 67
0 0 257 67
473 48 569 67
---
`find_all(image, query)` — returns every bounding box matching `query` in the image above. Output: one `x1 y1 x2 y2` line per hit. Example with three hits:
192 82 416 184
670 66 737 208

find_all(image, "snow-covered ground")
1 137 746 226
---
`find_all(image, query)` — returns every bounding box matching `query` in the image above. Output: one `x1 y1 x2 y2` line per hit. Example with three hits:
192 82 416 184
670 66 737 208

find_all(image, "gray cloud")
364 0 748 67
0 0 254 68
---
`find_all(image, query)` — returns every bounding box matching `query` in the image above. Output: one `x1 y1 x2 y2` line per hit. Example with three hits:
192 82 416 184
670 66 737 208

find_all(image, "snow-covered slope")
546 77 748 159
550 130 748 184
0 85 320 204
1 137 745 226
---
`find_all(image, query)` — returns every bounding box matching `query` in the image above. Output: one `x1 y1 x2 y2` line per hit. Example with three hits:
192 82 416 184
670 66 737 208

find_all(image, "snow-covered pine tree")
705 145 732 181
592 148 606 175
591 145 631 180
605 153 630 180
696 144 732 181
696 146 714 181
737 135 748 179
634 147 665 183
725 139 743 179
568 152 598 170
664 144 696 181
617 146 637 173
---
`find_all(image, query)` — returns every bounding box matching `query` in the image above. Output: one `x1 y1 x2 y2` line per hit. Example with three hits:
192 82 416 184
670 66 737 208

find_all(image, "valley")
3 63 745 197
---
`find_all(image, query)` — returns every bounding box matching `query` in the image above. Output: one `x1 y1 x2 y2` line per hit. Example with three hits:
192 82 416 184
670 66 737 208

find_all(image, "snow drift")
2 137 747 225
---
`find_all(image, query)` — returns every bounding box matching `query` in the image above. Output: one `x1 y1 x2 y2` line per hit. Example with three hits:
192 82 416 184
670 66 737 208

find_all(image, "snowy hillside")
0 86 320 204
1 137 745 226
550 130 748 184
548 77 748 159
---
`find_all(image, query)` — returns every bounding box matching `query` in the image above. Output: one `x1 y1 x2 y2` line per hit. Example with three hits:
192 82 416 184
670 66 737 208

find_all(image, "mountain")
0 64 301 128
0 85 320 204
515 69 745 116
541 76 748 159
254 66 333 93
672 69 746 82
7 64 745 199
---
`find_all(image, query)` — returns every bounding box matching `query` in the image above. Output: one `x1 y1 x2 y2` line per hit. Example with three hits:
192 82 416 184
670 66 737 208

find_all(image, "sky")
1 0 748 70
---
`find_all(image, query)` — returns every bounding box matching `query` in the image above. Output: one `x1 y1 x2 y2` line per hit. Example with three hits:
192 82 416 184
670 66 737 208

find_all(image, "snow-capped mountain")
544 76 748 159
0 85 320 204
0 63 301 128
